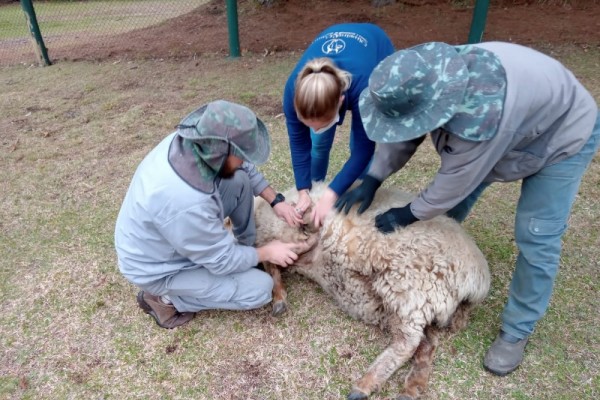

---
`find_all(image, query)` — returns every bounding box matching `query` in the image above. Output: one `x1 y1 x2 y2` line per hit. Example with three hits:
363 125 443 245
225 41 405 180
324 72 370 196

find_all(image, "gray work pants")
142 169 273 313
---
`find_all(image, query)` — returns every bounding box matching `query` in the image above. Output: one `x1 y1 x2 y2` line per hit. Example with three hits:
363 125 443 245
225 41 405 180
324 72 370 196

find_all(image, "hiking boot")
136 291 195 329
484 331 529 376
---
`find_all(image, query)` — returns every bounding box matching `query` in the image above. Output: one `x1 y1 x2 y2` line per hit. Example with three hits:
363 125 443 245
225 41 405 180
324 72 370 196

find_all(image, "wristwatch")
270 193 285 208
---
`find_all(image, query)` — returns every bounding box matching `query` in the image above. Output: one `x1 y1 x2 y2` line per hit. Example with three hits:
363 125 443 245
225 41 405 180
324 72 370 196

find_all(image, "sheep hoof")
347 390 368 400
271 300 288 317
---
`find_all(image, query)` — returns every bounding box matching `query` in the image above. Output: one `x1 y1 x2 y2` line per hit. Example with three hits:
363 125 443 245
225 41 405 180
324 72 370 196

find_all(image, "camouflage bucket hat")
440 44 507 142
359 42 469 143
176 100 271 166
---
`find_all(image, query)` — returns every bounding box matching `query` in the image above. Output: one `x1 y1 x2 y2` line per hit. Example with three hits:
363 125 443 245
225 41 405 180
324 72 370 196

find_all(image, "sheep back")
254 182 490 329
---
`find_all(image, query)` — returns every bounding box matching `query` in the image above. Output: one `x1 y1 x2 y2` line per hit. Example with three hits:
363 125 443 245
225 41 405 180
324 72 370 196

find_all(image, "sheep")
254 182 491 400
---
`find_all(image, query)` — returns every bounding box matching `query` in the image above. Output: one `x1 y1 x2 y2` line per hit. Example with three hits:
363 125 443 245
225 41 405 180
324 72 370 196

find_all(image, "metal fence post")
467 0 490 44
20 0 52 66
226 0 241 58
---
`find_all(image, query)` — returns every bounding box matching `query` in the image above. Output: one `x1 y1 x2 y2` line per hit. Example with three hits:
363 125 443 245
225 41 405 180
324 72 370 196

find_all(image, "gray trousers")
142 170 273 313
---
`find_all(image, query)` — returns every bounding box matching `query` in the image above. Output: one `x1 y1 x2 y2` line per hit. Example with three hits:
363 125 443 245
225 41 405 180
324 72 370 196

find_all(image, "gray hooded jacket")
115 133 269 286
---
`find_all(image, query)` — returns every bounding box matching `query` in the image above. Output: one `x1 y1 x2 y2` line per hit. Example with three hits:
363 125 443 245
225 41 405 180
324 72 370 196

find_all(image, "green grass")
0 45 599 399
0 0 207 40
0 3 29 40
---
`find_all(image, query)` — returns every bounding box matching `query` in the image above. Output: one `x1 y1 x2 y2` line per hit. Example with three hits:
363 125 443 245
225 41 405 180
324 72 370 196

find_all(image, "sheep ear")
302 204 312 225
293 232 319 256
301 204 320 233
305 232 319 249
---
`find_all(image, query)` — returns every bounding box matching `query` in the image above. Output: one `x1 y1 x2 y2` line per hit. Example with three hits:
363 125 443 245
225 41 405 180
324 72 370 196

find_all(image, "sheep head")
254 193 321 268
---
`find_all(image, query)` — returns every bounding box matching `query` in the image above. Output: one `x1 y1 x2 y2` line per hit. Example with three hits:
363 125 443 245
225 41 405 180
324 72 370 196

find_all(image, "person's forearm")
256 246 268 263
259 186 277 205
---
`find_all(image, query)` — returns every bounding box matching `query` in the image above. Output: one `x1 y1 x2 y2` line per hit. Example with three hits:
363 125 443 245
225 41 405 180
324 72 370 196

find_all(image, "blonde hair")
294 58 352 120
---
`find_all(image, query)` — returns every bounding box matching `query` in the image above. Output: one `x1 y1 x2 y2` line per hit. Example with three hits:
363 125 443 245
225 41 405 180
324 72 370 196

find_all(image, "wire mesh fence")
0 0 208 66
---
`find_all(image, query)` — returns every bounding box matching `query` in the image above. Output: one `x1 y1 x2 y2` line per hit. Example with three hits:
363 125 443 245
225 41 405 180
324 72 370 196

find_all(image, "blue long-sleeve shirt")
283 23 394 196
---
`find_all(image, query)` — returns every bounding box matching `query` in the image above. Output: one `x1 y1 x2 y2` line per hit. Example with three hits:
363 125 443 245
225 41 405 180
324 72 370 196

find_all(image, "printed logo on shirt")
315 31 369 56
322 38 346 55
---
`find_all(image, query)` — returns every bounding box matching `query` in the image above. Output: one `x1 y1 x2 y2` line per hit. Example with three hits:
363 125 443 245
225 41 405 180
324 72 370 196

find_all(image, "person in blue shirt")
282 23 394 227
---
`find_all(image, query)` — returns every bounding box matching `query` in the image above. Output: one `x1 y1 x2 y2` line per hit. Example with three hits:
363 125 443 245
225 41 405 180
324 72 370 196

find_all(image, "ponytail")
294 58 352 120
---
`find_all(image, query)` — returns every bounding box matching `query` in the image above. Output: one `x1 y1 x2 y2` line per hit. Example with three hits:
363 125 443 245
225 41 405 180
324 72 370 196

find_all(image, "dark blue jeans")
310 125 336 182
310 126 370 182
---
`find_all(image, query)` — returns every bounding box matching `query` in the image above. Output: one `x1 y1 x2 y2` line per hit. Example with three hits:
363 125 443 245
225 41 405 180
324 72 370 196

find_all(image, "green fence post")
467 0 490 44
226 0 241 58
20 0 52 66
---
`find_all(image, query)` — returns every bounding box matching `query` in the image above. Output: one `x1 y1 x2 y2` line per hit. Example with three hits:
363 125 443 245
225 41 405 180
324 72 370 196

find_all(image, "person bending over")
336 42 599 376
283 23 395 227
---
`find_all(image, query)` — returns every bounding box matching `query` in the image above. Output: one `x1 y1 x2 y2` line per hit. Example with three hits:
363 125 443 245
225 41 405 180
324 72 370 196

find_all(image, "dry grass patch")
1 46 599 399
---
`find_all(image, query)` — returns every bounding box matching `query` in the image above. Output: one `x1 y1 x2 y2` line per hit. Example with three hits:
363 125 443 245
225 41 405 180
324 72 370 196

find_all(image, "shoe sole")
483 364 518 377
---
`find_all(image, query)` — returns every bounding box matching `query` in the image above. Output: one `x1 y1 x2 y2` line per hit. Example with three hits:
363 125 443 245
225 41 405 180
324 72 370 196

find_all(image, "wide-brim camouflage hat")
359 42 469 143
176 100 271 165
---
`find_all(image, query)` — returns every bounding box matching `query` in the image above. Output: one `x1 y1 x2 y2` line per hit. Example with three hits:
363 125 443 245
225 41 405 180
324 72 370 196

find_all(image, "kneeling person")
115 100 310 329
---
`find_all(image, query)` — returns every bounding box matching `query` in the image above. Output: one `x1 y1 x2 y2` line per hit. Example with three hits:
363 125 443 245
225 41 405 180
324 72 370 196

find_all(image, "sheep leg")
397 303 474 400
264 262 288 316
446 301 474 333
398 326 441 400
348 316 424 400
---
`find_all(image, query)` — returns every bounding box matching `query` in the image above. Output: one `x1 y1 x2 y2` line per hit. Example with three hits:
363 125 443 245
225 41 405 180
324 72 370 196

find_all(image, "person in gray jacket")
335 42 600 376
115 100 311 329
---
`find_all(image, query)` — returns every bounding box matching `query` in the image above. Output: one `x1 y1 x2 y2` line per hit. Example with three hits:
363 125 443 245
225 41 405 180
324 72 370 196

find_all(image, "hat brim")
359 42 469 143
231 117 270 166
176 103 271 166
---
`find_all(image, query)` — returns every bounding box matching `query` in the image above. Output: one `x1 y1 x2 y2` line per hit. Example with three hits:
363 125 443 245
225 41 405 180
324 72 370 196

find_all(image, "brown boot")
136 291 195 329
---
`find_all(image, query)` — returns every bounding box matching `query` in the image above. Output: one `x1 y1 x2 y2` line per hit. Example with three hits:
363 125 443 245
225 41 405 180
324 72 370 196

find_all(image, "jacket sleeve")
367 136 425 181
241 162 269 196
411 130 510 220
157 200 258 275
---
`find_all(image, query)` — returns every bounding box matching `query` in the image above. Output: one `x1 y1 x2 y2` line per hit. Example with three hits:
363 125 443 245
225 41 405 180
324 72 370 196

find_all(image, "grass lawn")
0 0 208 39
0 45 598 399
0 0 208 66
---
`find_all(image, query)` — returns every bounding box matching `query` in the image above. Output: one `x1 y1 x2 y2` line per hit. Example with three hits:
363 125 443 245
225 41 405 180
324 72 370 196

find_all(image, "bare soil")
53 0 600 62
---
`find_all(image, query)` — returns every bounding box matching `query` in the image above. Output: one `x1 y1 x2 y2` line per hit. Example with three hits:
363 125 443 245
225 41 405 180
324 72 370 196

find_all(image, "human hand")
257 238 317 267
375 203 419 234
273 201 303 227
294 189 312 218
335 175 382 215
311 188 338 228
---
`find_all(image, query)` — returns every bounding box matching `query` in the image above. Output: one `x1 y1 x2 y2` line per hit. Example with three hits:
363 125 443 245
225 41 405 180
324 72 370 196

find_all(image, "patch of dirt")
50 0 600 62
